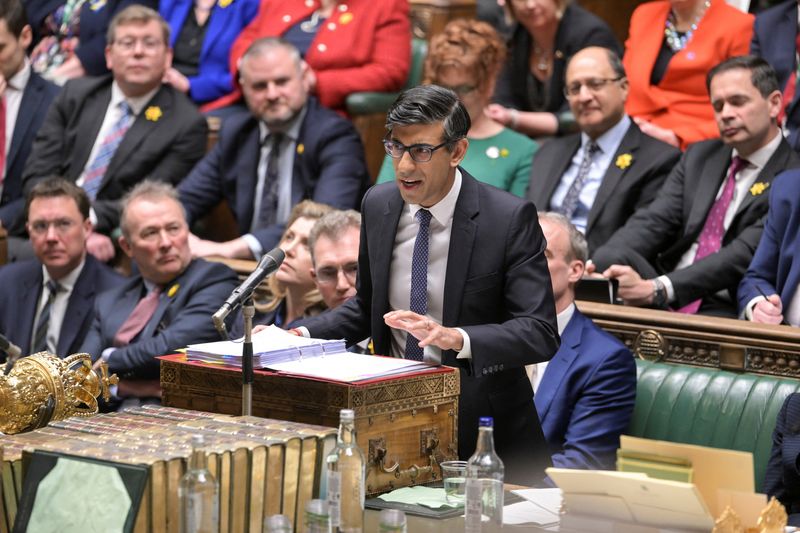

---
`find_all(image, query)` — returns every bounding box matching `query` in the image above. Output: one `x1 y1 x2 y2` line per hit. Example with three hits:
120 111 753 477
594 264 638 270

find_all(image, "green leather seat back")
631 360 800 492
345 38 429 115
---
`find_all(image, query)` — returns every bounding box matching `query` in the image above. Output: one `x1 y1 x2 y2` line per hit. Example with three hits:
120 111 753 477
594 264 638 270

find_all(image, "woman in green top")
376 19 537 197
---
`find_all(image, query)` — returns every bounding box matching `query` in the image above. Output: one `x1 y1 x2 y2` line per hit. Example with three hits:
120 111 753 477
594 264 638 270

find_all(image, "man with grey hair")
309 209 361 310
297 84 559 484
81 181 237 400
534 212 636 471
22 5 207 262
528 46 680 254
179 37 368 260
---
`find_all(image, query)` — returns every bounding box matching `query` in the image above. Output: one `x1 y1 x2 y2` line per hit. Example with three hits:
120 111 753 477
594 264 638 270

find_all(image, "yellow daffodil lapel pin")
297 143 305 155
500 148 510 158
144 106 162 122
615 153 633 170
218 0 232 7
750 182 769 196
167 284 180 298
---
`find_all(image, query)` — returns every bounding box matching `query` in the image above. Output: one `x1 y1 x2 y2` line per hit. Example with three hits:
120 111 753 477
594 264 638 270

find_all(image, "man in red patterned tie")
591 56 800 317
82 181 237 405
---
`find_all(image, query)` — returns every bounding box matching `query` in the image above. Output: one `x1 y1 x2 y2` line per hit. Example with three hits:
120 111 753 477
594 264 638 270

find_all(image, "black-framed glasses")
564 76 624 97
383 138 456 163
315 262 358 285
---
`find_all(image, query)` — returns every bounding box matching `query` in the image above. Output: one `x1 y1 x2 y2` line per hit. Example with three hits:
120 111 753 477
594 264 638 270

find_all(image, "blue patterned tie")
82 101 134 201
405 209 432 361
559 141 600 219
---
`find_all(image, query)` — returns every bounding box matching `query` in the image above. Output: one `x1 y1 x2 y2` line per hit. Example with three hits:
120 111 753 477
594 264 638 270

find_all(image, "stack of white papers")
269 352 432 382
186 325 346 367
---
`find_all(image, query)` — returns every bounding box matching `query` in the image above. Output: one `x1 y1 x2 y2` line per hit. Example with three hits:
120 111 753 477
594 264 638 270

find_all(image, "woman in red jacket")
210 0 411 113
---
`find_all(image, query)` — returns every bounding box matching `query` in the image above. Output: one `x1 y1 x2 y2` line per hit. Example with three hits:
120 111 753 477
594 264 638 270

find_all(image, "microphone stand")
241 295 255 416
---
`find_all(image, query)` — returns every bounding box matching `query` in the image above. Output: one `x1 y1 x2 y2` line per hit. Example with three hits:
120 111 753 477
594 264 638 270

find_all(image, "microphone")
212 247 285 335
0 333 23 374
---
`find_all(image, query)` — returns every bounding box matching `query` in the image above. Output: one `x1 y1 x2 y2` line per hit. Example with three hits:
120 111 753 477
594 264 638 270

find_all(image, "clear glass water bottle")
325 408 365 532
264 514 292 533
378 509 407 532
179 434 219 533
304 499 332 533
465 417 505 532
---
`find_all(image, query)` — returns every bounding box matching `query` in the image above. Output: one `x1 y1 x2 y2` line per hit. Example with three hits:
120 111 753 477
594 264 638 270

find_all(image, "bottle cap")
190 434 206 447
379 508 406 527
478 417 493 427
340 409 355 422
264 514 291 529
305 498 329 518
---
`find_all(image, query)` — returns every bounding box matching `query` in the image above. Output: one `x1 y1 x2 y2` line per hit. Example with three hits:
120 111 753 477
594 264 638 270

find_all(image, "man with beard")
178 37 368 260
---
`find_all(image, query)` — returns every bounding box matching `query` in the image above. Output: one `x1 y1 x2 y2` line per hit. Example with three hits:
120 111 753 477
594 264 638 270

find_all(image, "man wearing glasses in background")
0 178 121 363
296 85 559 485
528 46 680 255
21 5 206 263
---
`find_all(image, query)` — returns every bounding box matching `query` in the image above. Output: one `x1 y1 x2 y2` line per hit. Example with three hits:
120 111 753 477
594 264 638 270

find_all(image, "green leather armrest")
346 92 402 116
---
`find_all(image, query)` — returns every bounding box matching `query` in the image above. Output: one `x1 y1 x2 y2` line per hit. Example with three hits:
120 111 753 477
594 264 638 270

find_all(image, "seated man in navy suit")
178 37 369 260
81 181 237 397
533 212 636 470
0 178 122 361
738 170 800 326
0 0 60 259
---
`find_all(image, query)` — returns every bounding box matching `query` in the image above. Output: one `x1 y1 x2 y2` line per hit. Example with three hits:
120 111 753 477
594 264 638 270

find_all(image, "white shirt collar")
7 58 31 93
42 257 86 291
581 115 631 154
111 81 160 116
258 106 308 143
408 168 463 226
733 129 782 173
556 302 576 336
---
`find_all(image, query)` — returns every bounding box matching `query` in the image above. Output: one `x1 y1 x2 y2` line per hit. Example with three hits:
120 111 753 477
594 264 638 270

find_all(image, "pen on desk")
754 285 788 325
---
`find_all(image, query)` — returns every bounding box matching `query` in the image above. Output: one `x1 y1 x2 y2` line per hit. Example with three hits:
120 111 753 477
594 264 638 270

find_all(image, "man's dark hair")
25 178 91 222
385 85 471 146
0 0 28 38
706 55 779 98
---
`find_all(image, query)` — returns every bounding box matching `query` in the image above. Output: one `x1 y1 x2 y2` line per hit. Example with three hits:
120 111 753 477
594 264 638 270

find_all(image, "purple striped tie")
405 209 432 361
82 101 134 201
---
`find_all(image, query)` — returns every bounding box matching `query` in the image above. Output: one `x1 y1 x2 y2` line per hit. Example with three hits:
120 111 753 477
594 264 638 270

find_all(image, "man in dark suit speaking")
296 85 560 484
178 37 368 260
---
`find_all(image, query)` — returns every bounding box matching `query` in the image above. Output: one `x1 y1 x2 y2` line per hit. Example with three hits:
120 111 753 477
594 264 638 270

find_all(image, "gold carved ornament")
0 352 118 434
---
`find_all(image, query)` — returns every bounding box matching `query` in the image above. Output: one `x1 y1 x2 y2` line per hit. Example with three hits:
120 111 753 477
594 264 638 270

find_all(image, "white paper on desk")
512 488 562 516
268 352 432 382
503 501 560 526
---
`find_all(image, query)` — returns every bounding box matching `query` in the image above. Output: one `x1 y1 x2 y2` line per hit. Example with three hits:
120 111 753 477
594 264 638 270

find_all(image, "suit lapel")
57 259 95 355
587 125 640 233
685 145 731 236
143 271 188 339
237 125 261 231
733 140 790 220
19 271 43 355
536 136 580 210
536 311 582 421
102 87 173 189
7 72 41 169
443 170 479 328
373 191 404 348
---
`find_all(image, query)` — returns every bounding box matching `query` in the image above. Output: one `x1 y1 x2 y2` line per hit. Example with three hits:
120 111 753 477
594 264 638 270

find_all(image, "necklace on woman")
532 45 552 74
300 10 322 32
664 0 711 52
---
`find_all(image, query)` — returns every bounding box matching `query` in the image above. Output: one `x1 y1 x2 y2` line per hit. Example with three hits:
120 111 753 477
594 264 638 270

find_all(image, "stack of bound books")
0 405 336 533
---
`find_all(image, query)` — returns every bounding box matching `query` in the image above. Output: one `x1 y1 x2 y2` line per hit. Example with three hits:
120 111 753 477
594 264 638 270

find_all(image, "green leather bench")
630 359 800 492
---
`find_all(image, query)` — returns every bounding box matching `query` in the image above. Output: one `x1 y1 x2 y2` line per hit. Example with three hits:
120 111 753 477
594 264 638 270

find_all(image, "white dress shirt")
387 169 471 363
660 131 783 302
32 259 85 354
527 302 575 393
2 59 31 194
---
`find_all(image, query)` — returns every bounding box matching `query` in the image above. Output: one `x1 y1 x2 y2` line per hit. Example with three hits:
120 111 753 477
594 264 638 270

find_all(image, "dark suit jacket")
738 170 800 315
299 170 560 485
751 1 800 152
25 0 158 76
493 3 621 114
535 308 636 471
160 0 258 104
592 138 800 316
0 255 122 357
0 70 60 230
527 121 680 253
178 99 368 251
763 392 800 525
23 76 208 234
80 259 238 379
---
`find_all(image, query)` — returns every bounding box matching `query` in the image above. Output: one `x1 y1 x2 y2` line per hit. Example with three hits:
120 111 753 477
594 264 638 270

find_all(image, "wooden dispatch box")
159 354 460 496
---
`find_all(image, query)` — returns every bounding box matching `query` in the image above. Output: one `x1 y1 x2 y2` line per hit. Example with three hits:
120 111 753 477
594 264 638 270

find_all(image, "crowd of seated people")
4 0 800 496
